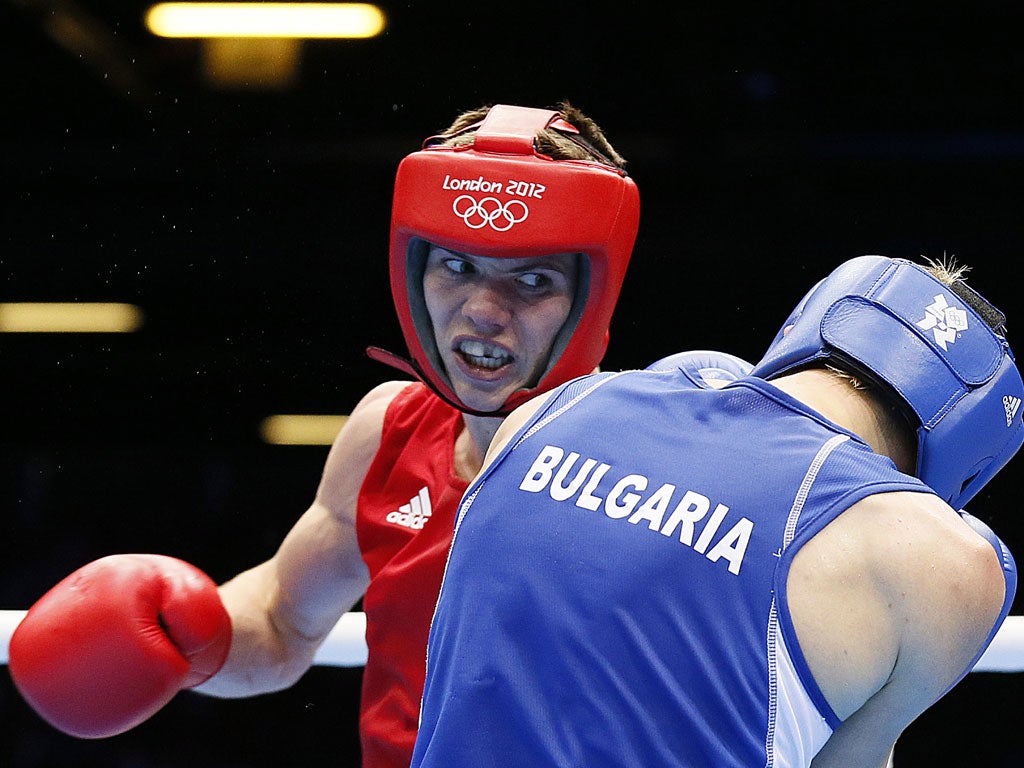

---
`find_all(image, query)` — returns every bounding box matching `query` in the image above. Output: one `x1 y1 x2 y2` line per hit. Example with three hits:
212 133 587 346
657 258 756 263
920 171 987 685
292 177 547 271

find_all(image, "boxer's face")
423 245 578 414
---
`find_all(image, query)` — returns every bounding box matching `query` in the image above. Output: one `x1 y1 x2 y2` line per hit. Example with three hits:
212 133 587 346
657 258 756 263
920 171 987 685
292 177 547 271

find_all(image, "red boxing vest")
356 383 470 768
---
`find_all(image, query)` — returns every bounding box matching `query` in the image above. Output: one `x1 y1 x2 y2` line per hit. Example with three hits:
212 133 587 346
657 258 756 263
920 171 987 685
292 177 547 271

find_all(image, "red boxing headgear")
367 104 640 415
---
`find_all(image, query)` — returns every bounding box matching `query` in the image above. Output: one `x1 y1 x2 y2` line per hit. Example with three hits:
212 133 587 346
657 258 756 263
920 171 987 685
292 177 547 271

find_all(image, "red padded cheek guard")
368 142 639 416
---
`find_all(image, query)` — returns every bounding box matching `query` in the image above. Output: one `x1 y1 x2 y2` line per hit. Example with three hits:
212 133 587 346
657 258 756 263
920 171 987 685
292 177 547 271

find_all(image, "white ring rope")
0 609 368 669
0 610 1022 671
971 614 1024 672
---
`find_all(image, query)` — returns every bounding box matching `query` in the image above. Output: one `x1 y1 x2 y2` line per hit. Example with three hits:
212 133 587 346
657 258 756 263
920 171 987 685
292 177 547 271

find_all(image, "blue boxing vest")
412 369 959 767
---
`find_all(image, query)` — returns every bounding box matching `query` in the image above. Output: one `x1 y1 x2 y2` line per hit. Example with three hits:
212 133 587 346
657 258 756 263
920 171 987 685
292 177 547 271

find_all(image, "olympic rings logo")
452 195 530 231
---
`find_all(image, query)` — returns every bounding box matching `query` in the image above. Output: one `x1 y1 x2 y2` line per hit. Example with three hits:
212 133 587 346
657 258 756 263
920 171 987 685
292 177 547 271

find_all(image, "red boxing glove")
9 554 232 739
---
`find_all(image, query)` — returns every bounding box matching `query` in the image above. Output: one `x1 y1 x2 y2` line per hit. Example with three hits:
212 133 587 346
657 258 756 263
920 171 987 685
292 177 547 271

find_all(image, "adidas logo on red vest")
386 486 433 530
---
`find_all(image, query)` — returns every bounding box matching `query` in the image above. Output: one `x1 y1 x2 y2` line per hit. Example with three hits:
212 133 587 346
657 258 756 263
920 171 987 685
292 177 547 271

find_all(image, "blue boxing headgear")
751 255 1024 508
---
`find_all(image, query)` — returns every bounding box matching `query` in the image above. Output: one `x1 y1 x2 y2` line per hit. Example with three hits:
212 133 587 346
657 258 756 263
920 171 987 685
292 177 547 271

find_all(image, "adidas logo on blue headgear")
752 255 1024 508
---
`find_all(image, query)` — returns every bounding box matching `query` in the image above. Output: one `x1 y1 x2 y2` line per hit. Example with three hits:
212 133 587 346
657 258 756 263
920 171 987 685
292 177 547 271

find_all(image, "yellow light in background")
203 36 301 89
146 2 387 38
0 303 144 333
260 414 348 445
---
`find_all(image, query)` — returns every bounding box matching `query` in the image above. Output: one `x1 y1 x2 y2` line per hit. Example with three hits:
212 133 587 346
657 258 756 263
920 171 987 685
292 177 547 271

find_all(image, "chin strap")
365 346 420 380
364 346 512 418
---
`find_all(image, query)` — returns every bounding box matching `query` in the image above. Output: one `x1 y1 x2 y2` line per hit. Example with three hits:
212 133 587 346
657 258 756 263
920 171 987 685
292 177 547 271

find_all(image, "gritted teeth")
457 339 512 369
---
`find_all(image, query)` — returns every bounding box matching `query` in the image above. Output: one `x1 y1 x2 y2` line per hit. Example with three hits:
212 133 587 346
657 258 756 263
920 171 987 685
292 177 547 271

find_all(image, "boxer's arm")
196 381 408 697
809 493 1007 767
9 380 410 735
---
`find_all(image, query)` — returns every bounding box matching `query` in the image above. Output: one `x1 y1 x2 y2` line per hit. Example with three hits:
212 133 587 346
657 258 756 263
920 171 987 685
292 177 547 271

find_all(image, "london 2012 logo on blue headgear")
916 293 970 350
751 255 1024 509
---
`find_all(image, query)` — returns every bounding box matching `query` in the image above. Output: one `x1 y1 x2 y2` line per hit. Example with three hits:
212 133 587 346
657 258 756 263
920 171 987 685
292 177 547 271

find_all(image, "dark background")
2 1 1023 765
